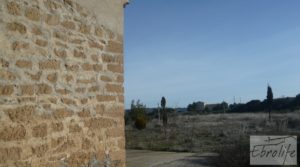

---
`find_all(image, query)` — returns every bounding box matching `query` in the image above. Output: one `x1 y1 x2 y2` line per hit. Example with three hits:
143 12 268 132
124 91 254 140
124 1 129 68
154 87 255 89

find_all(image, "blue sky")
124 0 300 109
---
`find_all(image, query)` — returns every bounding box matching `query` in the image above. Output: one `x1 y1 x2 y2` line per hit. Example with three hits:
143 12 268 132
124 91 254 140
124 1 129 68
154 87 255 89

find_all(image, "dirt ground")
126 149 216 167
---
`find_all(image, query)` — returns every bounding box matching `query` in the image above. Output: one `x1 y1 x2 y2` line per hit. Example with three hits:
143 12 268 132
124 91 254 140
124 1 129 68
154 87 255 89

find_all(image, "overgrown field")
126 111 300 166
126 111 300 152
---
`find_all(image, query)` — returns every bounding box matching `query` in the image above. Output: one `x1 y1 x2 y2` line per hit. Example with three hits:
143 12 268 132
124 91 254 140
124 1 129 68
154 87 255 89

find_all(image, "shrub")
135 117 147 130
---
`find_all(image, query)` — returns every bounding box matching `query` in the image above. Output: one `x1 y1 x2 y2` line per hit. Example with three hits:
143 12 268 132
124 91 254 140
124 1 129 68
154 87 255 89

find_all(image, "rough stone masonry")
0 0 127 166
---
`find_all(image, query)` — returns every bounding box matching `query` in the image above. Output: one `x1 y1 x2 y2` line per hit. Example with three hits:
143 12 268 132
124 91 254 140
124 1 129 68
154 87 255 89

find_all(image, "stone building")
0 0 127 166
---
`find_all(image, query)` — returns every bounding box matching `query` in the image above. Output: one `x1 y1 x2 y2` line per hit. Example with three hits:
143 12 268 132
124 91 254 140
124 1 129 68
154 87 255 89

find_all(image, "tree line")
187 86 300 114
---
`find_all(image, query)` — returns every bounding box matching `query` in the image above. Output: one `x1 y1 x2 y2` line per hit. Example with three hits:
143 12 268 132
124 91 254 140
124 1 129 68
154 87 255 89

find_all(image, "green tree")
187 102 197 112
267 85 273 121
161 97 167 127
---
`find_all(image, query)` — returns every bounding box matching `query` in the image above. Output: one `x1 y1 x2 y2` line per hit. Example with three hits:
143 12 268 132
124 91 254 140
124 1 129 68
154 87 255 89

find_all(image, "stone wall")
0 0 126 166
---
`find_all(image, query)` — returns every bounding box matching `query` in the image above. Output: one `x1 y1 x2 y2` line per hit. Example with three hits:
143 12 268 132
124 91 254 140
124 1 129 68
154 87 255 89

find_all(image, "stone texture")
0 0 126 166
11 41 29 51
32 144 48 157
0 85 14 96
4 105 35 122
45 14 60 26
32 123 48 138
61 20 76 30
39 60 60 70
36 83 52 94
106 40 123 53
20 85 35 95
107 64 123 73
7 22 27 34
0 125 26 141
6 2 21 16
51 122 64 132
16 60 32 68
97 95 116 102
47 73 58 83
0 147 22 163
106 84 124 93
25 7 41 21
35 39 48 47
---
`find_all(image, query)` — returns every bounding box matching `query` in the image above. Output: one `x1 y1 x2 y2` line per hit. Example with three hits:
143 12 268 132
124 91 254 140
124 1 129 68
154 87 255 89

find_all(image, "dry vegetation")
126 111 300 166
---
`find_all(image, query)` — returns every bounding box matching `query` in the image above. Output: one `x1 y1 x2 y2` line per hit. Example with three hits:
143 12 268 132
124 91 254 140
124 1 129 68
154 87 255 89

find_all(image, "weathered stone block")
6 1 21 16
20 85 35 95
82 139 92 152
69 124 82 133
7 22 27 34
36 83 52 94
45 14 60 26
0 147 21 163
61 20 76 30
0 58 9 68
51 122 64 132
77 78 95 84
39 60 60 70
44 0 62 10
81 63 93 71
12 41 29 51
0 125 26 141
106 40 123 53
54 31 68 41
0 70 16 81
107 64 123 73
118 95 124 103
32 123 48 138
101 75 112 82
84 117 116 129
96 95 116 102
116 75 124 83
88 86 99 93
31 26 43 35
54 139 75 153
95 26 104 38
74 50 86 59
26 71 42 81
4 105 35 122
80 98 88 105
32 144 48 157
53 108 73 119
56 88 71 95
88 41 103 49
51 137 65 148
106 128 124 138
102 54 122 64
61 98 77 106
68 151 91 165
77 110 90 117
106 84 124 94
25 7 41 21
16 60 32 68
0 85 14 95
79 24 91 34
47 73 58 83
35 39 48 47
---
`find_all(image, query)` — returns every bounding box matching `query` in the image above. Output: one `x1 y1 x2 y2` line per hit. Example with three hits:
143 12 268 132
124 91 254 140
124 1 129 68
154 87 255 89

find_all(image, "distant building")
205 103 219 111
195 101 205 111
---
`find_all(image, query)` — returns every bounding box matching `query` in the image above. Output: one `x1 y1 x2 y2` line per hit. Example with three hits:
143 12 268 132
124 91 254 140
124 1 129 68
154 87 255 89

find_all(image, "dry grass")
126 111 300 153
